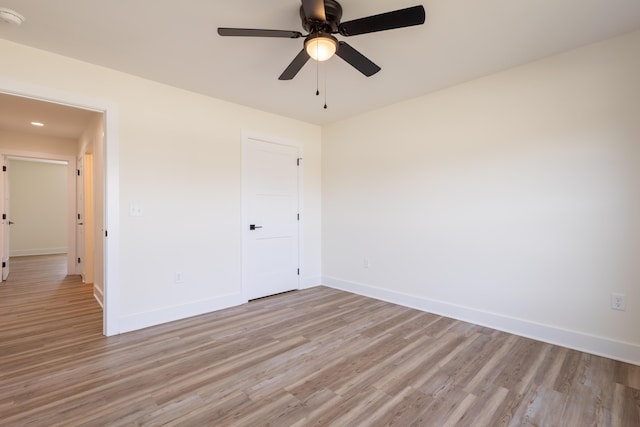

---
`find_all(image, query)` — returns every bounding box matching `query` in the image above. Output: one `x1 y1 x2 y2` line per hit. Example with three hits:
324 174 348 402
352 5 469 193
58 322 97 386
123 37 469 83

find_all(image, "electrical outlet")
611 293 626 311
174 272 184 284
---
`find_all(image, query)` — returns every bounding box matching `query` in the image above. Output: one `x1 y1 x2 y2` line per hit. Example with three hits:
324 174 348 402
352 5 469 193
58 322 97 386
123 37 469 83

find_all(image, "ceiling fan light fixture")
305 33 338 61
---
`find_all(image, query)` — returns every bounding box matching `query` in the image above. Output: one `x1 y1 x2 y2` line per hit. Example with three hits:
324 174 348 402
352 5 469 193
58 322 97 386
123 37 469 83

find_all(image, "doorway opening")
3 156 72 277
0 86 119 336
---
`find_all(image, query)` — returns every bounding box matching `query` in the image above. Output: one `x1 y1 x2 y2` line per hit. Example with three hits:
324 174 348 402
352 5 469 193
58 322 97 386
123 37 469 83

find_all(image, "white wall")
0 39 322 332
322 30 640 364
8 159 68 256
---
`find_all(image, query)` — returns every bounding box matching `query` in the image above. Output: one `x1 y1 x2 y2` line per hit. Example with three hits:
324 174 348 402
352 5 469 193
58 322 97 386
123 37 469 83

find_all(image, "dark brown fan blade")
217 28 303 38
335 42 381 77
338 5 426 36
301 0 326 21
279 49 311 80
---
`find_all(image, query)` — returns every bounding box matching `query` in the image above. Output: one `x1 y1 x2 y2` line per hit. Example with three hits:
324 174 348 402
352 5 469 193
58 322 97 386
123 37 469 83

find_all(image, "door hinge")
105 230 108 237
297 158 302 166
297 213 300 221
2 262 5 268
2 165 6 172
77 213 81 220
78 257 81 264
297 268 300 276
77 169 81 176
1 214 5 220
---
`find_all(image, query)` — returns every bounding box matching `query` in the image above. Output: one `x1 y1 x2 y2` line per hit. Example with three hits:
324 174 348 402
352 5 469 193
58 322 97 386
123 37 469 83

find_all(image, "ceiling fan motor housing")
300 0 343 33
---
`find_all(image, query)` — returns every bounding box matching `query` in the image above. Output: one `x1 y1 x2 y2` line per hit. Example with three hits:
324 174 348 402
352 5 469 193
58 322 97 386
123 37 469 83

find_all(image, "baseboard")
322 276 640 366
93 285 104 309
11 248 68 257
119 293 246 334
302 275 322 289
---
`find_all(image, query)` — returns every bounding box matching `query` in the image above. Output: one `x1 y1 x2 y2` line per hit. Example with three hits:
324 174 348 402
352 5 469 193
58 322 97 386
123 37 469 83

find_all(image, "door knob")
249 224 263 230
8 221 14 225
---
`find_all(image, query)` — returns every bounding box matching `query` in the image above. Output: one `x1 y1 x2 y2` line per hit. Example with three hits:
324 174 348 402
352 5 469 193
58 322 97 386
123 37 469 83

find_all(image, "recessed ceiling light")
0 8 25 26
31 122 44 127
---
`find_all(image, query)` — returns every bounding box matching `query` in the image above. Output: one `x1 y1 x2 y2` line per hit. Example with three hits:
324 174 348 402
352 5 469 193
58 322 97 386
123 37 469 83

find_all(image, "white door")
243 136 300 300
76 156 85 279
1 156 10 281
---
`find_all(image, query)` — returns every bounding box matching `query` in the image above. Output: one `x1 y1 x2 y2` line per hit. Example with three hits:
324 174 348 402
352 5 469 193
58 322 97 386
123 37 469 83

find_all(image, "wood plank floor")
1 255 639 426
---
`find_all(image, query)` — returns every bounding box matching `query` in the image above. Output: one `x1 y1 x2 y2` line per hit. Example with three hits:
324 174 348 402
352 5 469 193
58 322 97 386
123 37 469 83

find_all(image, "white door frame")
241 130 304 301
76 155 85 280
2 152 76 274
1 155 10 280
0 78 120 336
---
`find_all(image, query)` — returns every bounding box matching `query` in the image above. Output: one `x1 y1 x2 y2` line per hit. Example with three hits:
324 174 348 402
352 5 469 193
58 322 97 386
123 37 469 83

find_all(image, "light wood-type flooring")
1 255 639 426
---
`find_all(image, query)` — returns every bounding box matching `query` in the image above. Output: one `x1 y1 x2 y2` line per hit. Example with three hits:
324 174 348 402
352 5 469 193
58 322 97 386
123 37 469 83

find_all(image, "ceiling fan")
218 0 426 80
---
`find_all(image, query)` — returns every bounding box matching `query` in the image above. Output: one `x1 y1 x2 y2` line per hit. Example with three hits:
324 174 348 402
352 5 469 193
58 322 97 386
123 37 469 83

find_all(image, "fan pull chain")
324 63 328 109
315 41 320 96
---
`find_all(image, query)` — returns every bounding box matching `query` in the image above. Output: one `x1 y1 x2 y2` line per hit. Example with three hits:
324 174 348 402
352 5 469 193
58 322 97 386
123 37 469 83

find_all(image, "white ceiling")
1 0 640 126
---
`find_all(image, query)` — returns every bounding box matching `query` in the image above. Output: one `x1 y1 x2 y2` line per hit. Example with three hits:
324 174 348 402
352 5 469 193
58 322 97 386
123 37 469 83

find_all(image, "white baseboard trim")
322 276 640 366
302 275 322 289
11 248 68 257
93 285 104 309
119 293 246 334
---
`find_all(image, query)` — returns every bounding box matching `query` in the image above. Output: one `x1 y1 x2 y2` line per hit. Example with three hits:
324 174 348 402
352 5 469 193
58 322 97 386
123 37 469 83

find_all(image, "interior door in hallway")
243 136 300 300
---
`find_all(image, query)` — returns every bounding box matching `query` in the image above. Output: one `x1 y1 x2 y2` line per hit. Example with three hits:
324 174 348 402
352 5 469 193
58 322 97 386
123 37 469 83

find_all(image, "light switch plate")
129 203 143 217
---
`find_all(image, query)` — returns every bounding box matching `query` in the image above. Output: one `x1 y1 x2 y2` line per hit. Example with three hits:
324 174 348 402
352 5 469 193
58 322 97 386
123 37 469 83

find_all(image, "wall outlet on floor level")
610 293 626 311
174 272 184 284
